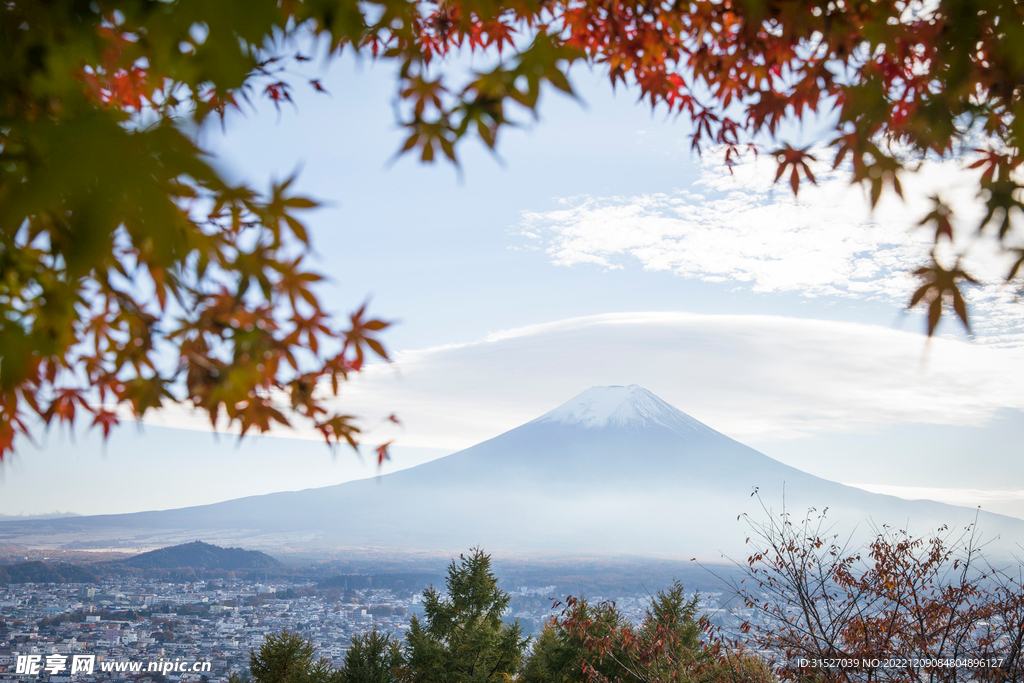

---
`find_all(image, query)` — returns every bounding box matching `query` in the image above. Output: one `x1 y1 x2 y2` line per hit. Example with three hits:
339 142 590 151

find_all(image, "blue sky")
200 55 918 349
3 53 1023 520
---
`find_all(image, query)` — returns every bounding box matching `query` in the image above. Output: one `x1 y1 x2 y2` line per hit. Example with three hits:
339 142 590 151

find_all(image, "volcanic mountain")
2 385 1021 557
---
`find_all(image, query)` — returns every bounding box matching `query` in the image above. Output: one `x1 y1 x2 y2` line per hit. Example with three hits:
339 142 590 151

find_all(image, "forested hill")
0 561 97 583
110 541 281 570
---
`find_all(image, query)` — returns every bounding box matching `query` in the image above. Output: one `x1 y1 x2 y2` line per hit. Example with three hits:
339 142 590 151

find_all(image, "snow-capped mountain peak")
531 385 720 439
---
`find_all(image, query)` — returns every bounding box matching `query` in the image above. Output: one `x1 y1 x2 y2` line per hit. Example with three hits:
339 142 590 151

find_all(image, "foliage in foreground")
2 2 397 459
3 0 1023 456
246 526 1024 683
731 496 1024 683
247 549 774 683
246 550 527 683
528 582 772 683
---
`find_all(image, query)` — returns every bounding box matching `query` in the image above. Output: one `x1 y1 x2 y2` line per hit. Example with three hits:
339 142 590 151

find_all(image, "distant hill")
111 541 280 570
0 561 97 584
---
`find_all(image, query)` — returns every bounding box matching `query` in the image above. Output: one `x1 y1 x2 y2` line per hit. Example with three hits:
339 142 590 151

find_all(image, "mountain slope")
2 386 1020 557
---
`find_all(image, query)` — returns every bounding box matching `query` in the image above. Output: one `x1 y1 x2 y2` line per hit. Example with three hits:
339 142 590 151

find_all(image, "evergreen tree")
250 629 336 683
339 628 404 683
639 580 705 679
405 548 528 683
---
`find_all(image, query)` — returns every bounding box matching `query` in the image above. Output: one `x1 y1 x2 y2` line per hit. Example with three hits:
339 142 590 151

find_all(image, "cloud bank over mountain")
142 313 1024 451
333 313 1024 448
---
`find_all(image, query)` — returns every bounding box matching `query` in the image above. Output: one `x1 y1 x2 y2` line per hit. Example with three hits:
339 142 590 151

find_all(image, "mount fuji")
3 385 1022 557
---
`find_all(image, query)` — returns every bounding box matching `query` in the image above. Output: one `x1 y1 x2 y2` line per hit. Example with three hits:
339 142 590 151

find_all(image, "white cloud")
518 151 1024 345
152 312 1018 449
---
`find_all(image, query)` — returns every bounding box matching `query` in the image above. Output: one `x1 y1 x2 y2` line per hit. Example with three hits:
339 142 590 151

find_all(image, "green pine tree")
638 581 706 681
249 629 337 683
340 628 404 683
405 548 528 683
